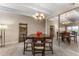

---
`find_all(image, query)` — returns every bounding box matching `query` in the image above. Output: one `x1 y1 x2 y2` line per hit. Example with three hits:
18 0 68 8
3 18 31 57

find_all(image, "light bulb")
35 13 39 16
40 13 44 16
39 17 42 20
33 15 37 19
34 16 37 19
40 13 45 19
33 12 45 21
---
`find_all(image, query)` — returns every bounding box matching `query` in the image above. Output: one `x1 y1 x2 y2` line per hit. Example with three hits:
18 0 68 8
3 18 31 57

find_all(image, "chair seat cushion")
46 39 52 43
25 39 32 43
35 46 44 49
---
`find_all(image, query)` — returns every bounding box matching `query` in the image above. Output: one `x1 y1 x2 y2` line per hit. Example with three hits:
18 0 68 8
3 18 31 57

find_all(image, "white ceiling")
0 3 79 19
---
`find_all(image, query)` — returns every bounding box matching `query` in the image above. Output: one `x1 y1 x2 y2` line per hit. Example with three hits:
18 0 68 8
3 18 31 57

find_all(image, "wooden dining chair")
45 26 54 54
57 32 62 41
32 37 45 56
45 35 53 54
70 31 77 43
74 32 77 43
61 32 71 43
23 34 32 54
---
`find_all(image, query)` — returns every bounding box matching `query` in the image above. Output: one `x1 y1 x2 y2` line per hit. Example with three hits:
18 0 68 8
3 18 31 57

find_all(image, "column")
45 19 48 34
58 15 61 46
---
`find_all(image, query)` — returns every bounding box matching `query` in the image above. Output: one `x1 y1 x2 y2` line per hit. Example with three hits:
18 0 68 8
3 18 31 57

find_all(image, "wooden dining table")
27 34 51 39
60 32 77 44
23 34 51 55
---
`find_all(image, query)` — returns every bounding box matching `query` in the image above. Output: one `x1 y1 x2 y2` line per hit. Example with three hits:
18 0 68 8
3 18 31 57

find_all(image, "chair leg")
23 49 25 55
32 49 34 56
75 37 77 43
42 50 45 56
75 39 77 44
32 42 35 56
23 46 25 55
23 42 25 55
23 43 28 54
32 49 35 56
51 47 53 54
49 43 53 54
74 37 77 43
25 43 28 51
67 38 71 44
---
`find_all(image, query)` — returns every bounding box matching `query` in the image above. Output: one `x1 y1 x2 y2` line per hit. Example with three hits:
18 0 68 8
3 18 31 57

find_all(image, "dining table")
27 34 51 39
23 34 52 55
59 32 77 44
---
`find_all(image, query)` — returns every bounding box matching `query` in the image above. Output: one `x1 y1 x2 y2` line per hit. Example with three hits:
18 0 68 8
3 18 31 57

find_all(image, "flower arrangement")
35 32 42 37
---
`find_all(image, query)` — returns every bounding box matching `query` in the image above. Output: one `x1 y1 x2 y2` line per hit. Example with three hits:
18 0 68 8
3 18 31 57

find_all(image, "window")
72 26 78 32
67 26 78 32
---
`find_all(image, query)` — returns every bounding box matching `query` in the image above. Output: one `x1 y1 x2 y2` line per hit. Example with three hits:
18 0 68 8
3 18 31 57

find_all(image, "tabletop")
27 34 51 39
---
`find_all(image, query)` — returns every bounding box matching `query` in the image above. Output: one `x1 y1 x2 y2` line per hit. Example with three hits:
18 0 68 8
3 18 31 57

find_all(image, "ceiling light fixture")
33 12 45 21
62 21 71 25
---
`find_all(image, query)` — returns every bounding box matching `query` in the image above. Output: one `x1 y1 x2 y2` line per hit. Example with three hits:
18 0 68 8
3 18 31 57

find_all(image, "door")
50 25 54 37
19 23 27 42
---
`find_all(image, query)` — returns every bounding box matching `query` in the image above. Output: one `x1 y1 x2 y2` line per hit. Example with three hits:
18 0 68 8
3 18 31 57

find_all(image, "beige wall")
0 12 45 45
47 20 59 40
47 20 66 38
47 20 58 35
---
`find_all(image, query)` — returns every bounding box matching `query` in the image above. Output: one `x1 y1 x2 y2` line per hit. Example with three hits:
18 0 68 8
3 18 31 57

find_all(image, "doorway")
19 23 27 42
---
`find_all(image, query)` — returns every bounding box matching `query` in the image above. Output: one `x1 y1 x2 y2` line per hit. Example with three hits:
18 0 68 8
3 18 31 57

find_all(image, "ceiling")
0 3 79 19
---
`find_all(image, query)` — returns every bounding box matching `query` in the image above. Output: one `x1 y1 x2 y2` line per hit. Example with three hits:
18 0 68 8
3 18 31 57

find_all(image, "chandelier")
33 12 45 21
62 21 71 25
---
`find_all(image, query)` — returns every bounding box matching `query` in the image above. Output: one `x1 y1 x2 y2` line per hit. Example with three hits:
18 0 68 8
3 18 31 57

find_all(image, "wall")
0 12 45 45
47 20 58 36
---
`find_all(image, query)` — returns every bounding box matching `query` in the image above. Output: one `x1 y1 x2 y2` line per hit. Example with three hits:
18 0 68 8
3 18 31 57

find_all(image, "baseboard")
5 41 18 45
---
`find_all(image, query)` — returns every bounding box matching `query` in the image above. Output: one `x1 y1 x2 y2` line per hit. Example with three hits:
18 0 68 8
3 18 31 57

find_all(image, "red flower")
35 32 42 37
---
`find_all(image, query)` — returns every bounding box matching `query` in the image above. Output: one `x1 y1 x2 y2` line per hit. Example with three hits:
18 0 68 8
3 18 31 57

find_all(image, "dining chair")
57 32 62 41
61 32 71 43
32 37 45 56
23 34 32 54
74 32 77 43
45 35 53 54
45 26 54 54
70 31 77 43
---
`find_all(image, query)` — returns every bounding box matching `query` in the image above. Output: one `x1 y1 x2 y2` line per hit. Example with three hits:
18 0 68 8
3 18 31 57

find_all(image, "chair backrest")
72 31 77 35
22 34 32 42
62 32 70 37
